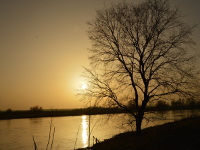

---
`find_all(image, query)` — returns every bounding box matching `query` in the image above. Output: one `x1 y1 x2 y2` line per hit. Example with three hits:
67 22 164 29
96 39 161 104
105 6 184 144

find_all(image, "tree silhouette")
30 105 43 112
82 0 199 135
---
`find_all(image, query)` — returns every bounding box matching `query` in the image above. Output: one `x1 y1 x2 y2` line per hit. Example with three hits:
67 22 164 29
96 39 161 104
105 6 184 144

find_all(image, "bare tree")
82 0 199 136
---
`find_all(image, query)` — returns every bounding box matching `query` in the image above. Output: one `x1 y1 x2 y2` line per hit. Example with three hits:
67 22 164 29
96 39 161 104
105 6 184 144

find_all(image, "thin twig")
74 124 81 150
46 118 53 150
32 135 37 150
50 125 55 150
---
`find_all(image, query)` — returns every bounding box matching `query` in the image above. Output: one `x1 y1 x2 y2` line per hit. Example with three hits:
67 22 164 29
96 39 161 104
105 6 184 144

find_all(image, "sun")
81 82 88 90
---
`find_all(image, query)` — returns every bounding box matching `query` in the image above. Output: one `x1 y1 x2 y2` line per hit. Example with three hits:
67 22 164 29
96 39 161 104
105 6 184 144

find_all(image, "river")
0 110 199 150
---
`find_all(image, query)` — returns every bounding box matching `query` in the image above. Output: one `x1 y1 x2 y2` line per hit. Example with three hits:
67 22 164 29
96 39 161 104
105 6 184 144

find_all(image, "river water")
0 110 199 150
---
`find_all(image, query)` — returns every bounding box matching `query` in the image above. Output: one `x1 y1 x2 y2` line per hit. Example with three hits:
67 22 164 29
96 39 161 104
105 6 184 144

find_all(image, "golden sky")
0 0 200 110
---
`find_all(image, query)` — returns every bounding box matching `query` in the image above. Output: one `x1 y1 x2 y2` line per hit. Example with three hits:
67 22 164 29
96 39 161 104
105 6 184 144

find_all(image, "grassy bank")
87 116 200 150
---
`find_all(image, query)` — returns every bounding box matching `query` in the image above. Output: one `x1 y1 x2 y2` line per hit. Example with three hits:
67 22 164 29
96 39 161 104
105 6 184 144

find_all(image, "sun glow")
81 82 88 90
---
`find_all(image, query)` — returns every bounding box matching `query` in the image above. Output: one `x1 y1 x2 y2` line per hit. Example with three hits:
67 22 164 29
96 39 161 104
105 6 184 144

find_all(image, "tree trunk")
136 115 143 136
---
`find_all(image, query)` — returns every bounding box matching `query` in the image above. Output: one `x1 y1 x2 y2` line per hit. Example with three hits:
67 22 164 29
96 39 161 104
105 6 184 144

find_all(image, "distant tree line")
29 105 43 112
125 97 200 111
0 106 124 120
148 98 200 111
1 101 200 120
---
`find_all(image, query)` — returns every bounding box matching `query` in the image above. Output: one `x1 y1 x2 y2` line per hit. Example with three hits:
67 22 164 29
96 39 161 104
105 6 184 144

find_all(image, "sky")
0 0 200 110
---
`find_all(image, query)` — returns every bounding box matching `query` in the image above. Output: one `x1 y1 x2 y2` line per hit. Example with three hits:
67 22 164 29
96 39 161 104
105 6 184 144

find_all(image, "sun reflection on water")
81 115 88 148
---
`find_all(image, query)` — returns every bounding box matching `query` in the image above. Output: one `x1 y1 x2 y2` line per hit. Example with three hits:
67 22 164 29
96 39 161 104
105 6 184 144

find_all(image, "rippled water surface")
0 110 199 150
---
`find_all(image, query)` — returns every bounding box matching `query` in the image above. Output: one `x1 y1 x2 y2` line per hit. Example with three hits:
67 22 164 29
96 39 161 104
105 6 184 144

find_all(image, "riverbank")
1 107 200 120
0 107 125 120
84 116 200 150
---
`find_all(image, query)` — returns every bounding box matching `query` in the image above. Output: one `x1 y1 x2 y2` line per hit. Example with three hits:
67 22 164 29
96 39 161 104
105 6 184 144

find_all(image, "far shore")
78 116 200 150
1 107 200 120
0 107 125 120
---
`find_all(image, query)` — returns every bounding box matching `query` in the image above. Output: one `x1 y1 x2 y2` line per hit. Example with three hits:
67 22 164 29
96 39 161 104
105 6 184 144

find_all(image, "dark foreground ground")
79 116 200 150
